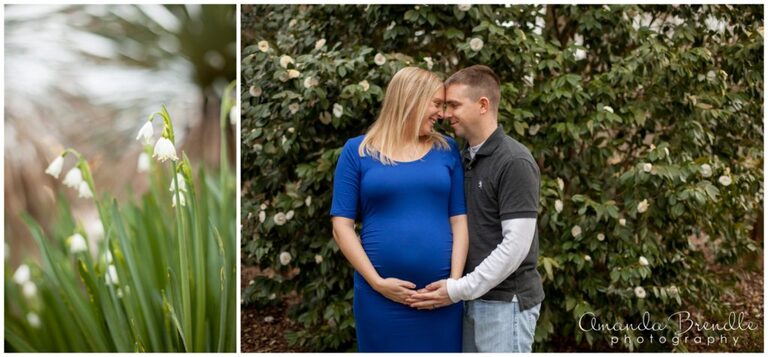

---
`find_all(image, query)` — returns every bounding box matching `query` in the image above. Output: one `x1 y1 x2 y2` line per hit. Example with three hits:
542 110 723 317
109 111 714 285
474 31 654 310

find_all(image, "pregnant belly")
362 224 453 288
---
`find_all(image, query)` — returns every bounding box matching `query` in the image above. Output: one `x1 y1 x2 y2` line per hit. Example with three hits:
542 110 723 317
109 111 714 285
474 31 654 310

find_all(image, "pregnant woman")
330 67 468 352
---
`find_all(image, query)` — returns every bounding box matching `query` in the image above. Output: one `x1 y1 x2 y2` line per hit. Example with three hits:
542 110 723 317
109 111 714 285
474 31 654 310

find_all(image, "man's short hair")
445 65 501 112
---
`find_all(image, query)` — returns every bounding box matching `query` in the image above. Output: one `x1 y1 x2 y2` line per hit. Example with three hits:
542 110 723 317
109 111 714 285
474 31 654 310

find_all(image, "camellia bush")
241 5 763 352
4 85 237 352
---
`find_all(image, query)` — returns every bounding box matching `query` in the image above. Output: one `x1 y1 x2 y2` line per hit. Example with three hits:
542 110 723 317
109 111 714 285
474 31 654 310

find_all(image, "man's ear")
479 97 490 114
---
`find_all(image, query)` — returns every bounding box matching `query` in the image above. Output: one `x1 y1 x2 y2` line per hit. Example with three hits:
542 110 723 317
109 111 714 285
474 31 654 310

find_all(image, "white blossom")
700 163 713 178
136 121 154 143
279 251 292 265
333 103 344 118
106 251 113 263
269 293 277 300
458 4 472 11
315 38 326 50
45 155 64 179
153 137 178 162
260 203 267 210
359 80 370 92
13 264 31 284
584 255 591 262
424 57 434 70
315 254 323 264
258 210 266 223
528 124 540 136
557 178 564 191
603 106 614 113
249 85 262 97
304 77 318 89
571 225 582 238
229 105 240 125
78 182 93 199
286 210 295 220
106 264 119 285
169 173 187 193
287 69 301 79
643 163 653 172
469 37 484 51
22 281 37 298
634 286 647 299
137 152 150 172
279 55 294 69
289 103 300 114
554 199 563 213
172 193 186 208
258 40 270 52
639 256 649 266
63 167 84 189
27 312 41 328
68 233 88 254
668 285 679 296
637 199 649 213
305 196 312 207
597 233 605 241
288 127 295 134
374 53 387 66
274 212 287 226
619 218 626 226
718 175 732 186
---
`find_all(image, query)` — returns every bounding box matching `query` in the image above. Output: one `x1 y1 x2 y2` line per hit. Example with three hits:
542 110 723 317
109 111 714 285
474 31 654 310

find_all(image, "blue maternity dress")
330 135 465 352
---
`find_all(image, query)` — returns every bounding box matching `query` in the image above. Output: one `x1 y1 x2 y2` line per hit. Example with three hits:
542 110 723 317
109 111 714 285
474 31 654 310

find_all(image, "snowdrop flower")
136 121 154 143
469 37 484 51
286 210 295 220
314 38 326 50
557 178 564 191
279 55 294 69
718 175 732 186
359 80 370 92
634 286 647 299
603 106 614 113
700 163 713 177
289 103 300 114
78 182 93 199
279 251 292 265
374 53 387 66
584 255 591 262
304 77 318 89
27 312 41 328
639 256 649 266
13 264 31 284
571 225 582 238
22 281 37 298
63 167 84 189
258 40 270 52
619 218 626 226
458 4 472 11
67 233 87 254
424 57 434 70
315 254 323 264
305 196 312 207
249 85 262 97
137 152 150 173
153 137 178 162
642 163 653 172
106 264 119 285
230 105 240 125
287 69 301 79
637 199 649 213
597 233 605 241
45 155 64 179
333 103 344 118
273 212 287 226
172 193 186 208
554 199 563 213
258 210 266 223
169 173 187 193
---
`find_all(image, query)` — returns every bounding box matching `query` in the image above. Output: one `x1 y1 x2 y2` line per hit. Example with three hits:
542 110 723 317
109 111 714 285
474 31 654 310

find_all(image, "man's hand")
373 277 417 305
406 279 454 310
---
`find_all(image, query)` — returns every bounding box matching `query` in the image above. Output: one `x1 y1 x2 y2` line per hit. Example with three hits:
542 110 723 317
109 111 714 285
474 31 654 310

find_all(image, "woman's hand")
373 277 417 305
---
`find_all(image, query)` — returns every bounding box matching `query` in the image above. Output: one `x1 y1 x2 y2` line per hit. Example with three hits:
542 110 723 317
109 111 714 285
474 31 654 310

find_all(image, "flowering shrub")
4 85 237 352
240 5 763 351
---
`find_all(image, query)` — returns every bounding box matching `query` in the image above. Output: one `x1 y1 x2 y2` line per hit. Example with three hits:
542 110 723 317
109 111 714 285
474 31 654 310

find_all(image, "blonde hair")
359 67 448 165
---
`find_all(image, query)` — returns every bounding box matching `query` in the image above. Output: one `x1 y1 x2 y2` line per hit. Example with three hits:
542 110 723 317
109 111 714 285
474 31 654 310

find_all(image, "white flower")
333 103 344 118
63 167 83 189
22 281 37 298
458 4 472 11
603 106 614 113
279 251 292 265
249 85 262 97
288 127 295 134
523 74 534 87
584 255 591 262
359 80 370 92
279 55 294 69
469 37 484 51
639 256 649 266
668 285 679 296
106 264 119 285
314 38 326 50
315 254 323 264
305 196 312 207
45 155 64 178
374 53 387 66
78 182 93 199
26 312 41 328
260 203 267 210
286 210 295 220
287 69 301 79
258 40 270 52
571 225 582 238
637 199 649 213
642 163 653 172
14 265 31 284
229 105 239 125
172 193 186 207
619 218 626 226
137 152 150 173
528 124 540 136
136 121 154 143
718 175 732 186
169 173 187 193
67 233 87 254
424 56 434 70
289 103 300 114
554 199 563 213
634 286 647 299
269 293 277 300
258 210 266 223
273 212 287 226
304 77 318 89
597 233 605 241
557 177 564 191
700 163 712 178
106 251 113 263
153 137 178 162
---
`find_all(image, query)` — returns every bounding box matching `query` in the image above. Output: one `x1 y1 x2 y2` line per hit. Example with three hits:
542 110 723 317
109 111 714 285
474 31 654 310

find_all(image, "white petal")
106 265 119 285
63 168 83 189
153 138 178 162
68 233 88 253
137 152 150 172
13 264 31 284
22 281 37 298
136 121 154 143
45 156 64 178
230 106 240 126
78 182 93 199
26 312 41 328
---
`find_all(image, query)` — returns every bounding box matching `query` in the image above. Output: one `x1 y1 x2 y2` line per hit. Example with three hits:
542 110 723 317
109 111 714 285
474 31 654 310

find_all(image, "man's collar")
462 125 505 163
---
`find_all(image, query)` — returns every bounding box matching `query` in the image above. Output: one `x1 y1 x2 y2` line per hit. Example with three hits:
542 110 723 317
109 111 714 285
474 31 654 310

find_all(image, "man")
407 65 544 352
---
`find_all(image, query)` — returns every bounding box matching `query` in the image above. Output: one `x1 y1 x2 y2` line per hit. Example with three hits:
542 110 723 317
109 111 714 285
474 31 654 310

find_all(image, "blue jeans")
462 296 541 352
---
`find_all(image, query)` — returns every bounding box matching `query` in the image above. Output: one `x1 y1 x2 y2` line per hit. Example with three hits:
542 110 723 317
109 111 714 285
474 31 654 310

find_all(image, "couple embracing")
331 65 544 352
